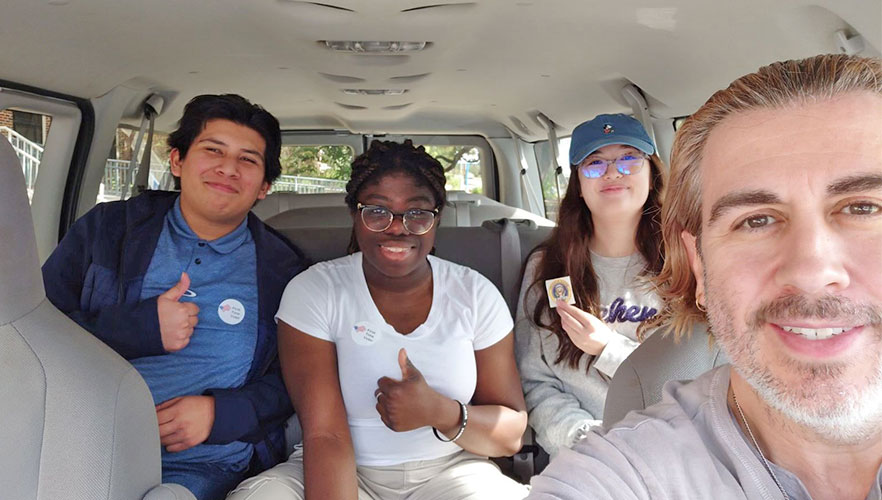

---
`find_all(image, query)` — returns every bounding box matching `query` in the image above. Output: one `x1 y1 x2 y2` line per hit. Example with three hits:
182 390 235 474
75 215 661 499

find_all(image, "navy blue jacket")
42 191 307 470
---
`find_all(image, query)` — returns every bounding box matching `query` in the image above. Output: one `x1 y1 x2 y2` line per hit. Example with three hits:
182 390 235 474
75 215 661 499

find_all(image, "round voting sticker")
351 322 381 346
218 299 245 325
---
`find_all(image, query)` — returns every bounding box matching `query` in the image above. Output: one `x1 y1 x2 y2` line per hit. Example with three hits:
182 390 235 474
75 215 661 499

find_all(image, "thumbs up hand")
157 272 199 352
374 348 446 432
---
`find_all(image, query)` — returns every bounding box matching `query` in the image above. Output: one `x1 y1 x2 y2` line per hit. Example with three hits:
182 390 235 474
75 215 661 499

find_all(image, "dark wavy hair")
167 94 282 185
528 153 666 370
344 139 447 253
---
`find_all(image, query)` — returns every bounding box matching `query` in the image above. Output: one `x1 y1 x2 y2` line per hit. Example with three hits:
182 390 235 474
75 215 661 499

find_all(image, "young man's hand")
157 272 199 352
156 395 216 452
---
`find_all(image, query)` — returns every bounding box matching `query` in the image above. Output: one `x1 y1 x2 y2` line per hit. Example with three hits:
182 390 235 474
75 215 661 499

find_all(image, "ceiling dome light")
341 89 408 96
323 41 429 53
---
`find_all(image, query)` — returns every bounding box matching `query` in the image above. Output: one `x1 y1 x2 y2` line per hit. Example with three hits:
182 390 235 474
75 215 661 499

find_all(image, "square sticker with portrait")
545 276 576 308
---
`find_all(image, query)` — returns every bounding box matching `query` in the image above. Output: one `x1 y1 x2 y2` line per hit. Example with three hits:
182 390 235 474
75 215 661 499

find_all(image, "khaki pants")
227 447 529 500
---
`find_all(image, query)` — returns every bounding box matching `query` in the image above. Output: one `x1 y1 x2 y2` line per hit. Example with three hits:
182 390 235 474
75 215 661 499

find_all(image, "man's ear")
169 149 183 177
680 230 705 303
256 181 270 201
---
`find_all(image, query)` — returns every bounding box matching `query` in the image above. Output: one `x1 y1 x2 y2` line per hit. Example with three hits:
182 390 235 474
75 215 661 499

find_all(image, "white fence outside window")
2 130 349 202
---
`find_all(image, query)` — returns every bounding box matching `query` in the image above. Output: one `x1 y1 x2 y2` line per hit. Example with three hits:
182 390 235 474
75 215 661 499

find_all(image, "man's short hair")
651 54 882 339
167 94 282 185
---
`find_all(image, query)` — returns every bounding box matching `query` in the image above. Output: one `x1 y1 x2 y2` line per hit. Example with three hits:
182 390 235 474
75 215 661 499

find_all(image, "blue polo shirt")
132 198 258 467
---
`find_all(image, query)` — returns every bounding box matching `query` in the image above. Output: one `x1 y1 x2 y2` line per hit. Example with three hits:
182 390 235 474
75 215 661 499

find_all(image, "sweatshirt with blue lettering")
514 251 662 457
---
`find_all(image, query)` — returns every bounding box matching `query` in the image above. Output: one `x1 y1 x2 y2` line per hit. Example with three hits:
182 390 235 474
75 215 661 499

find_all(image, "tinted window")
275 145 353 193
424 145 485 195
535 137 571 222
98 126 172 203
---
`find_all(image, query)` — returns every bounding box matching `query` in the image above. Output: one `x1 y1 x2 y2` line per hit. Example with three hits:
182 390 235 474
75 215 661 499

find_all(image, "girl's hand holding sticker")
555 301 613 356
374 348 459 433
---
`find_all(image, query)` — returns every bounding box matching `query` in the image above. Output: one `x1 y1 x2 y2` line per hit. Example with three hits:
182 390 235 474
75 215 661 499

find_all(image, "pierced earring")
695 295 707 313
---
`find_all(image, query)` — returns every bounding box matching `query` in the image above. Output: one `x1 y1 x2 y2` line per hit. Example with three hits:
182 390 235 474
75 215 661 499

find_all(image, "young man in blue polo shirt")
42 94 307 500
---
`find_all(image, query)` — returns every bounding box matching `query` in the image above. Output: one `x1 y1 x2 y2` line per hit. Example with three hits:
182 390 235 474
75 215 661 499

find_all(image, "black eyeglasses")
356 203 439 235
578 152 648 179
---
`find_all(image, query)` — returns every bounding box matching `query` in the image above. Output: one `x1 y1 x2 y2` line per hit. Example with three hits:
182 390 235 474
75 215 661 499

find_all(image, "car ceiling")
1 0 879 140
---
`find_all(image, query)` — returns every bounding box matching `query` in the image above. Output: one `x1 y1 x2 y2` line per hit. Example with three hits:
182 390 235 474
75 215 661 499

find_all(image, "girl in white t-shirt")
515 114 666 456
229 140 528 500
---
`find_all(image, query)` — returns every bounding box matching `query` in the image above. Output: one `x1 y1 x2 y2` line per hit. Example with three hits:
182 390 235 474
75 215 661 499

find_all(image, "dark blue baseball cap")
569 113 656 165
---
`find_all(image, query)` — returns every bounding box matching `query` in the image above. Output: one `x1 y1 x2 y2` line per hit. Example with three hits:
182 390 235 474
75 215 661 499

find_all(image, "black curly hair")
345 139 447 252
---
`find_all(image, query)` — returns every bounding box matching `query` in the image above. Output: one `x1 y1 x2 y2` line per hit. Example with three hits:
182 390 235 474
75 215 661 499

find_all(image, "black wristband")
432 399 468 442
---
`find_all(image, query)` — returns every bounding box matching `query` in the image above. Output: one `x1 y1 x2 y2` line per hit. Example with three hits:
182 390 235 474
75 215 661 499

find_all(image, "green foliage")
277 144 487 195
424 145 472 172
424 145 484 194
280 145 353 180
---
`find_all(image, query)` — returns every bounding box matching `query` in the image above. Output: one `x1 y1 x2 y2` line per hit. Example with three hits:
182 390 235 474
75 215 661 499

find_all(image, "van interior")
1 0 880 498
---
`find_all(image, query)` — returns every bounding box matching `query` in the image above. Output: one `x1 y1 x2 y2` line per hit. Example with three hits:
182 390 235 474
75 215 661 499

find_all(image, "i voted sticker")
351 322 381 346
218 299 245 325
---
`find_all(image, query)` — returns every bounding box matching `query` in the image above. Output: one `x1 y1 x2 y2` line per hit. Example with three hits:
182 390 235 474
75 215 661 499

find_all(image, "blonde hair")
648 54 882 340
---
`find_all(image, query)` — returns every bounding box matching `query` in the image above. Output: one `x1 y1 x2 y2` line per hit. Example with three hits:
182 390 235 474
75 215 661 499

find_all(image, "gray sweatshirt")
527 366 882 500
514 252 662 456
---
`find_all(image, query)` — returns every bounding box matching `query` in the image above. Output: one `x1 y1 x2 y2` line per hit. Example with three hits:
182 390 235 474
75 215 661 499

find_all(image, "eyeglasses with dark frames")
578 152 648 179
356 203 440 235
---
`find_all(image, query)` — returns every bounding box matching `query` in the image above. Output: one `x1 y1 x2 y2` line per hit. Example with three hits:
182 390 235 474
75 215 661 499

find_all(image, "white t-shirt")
276 252 514 466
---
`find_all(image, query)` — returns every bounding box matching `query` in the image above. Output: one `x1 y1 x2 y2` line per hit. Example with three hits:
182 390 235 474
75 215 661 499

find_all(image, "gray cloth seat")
0 139 194 500
251 192 347 220
265 204 458 229
602 322 728 428
272 219 552 315
260 192 554 229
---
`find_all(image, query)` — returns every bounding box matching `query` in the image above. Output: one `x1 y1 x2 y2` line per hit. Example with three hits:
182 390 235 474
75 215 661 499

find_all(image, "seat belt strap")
499 218 521 317
134 95 164 194
133 112 155 194
621 84 657 149
499 218 535 479
537 112 563 202
120 112 151 200
122 95 163 199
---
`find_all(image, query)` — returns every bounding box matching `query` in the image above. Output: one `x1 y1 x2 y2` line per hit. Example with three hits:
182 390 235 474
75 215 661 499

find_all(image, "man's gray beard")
705 282 882 445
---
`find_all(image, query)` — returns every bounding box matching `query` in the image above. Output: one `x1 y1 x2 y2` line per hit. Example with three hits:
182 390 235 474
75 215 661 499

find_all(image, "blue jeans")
163 461 249 500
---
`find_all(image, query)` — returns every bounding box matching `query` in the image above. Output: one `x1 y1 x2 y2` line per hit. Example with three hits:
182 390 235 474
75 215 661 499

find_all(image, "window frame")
0 79 93 261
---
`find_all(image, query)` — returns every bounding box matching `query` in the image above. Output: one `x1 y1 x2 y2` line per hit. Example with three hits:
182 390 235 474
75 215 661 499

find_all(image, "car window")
534 137 571 222
424 145 485 195
1 109 52 204
98 126 172 203
275 145 354 194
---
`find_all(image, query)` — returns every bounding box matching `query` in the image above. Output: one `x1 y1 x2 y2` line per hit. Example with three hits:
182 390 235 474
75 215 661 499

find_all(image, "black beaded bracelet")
432 399 468 443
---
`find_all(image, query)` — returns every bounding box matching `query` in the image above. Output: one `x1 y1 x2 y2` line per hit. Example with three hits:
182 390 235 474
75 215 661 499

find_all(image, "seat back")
260 192 555 229
272 219 552 315
0 139 167 499
251 192 347 220
602 322 728 428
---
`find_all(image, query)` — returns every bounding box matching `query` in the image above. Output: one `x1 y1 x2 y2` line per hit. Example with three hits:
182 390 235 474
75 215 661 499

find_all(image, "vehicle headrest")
0 138 45 325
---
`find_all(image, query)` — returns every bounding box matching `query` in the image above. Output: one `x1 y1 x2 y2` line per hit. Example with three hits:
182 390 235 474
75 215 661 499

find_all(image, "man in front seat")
42 94 307 500
528 54 882 499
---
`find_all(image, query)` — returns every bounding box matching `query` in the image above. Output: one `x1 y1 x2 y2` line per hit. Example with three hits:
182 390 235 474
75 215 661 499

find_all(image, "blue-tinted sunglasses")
578 152 648 179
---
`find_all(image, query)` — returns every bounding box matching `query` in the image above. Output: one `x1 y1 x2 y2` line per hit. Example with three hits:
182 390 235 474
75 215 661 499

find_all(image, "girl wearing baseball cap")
515 113 666 457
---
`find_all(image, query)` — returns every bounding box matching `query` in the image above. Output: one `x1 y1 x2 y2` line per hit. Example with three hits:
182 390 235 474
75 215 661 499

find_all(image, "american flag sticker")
352 322 380 346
